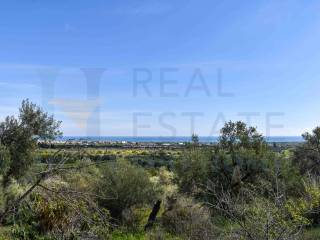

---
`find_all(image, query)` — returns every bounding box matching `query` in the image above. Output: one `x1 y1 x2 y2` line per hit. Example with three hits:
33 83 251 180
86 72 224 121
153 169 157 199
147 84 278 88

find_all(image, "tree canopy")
0 99 61 185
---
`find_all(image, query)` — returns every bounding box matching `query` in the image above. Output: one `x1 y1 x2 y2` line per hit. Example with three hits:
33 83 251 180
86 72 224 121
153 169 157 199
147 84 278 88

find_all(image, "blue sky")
0 0 320 136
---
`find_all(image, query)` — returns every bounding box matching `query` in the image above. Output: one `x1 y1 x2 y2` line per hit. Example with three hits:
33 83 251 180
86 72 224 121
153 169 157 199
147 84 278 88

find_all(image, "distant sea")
58 136 304 143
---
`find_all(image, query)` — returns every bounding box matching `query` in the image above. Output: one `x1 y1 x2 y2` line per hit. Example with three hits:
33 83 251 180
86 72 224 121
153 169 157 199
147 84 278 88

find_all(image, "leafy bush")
161 196 216 240
150 167 178 199
0 145 10 176
8 175 110 240
293 127 320 176
121 206 151 231
210 188 306 240
286 177 320 226
98 160 157 219
174 148 212 196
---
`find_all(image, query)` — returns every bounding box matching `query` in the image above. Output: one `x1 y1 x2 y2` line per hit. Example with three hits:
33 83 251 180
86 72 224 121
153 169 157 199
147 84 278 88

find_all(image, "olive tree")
175 121 269 197
0 99 61 186
212 121 269 193
219 121 266 163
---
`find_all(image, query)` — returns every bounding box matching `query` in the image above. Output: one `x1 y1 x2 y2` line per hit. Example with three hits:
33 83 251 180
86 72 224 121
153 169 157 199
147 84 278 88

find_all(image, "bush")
161 196 216 240
1 179 27 220
286 177 320 227
210 188 306 240
174 148 212 196
9 175 110 240
121 206 151 231
150 167 178 199
293 127 320 176
0 145 10 176
98 160 157 219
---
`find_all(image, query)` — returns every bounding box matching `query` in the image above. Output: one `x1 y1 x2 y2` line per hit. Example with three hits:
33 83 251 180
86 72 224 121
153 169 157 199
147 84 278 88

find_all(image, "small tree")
211 121 269 193
219 121 266 163
0 99 61 186
191 133 199 145
294 126 320 175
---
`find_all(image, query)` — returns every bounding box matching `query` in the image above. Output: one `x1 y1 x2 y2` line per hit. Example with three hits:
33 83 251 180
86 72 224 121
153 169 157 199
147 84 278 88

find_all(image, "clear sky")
0 0 320 137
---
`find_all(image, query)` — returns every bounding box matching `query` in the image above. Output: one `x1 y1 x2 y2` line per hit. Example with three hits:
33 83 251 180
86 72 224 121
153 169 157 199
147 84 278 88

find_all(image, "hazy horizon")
57 135 305 143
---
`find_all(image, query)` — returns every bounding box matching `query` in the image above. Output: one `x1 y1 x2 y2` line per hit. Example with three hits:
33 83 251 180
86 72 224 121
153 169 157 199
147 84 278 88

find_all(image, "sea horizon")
58 136 304 143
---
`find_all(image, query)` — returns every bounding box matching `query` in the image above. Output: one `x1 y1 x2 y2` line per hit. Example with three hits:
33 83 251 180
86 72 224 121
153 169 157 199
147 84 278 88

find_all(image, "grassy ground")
0 226 11 240
302 228 320 239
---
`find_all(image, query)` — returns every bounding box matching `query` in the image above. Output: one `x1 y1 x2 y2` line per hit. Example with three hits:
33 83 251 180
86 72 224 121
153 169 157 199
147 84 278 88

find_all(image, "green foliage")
265 152 303 197
2 102 320 240
98 160 157 218
206 121 274 197
111 231 146 240
211 148 270 192
121 206 151 232
0 145 10 176
210 188 306 240
219 121 266 157
229 197 303 240
0 227 11 240
0 99 61 185
286 178 320 226
18 99 62 140
161 196 216 240
2 179 26 205
174 148 211 196
294 126 320 175
150 167 178 198
302 228 320 240
8 178 110 240
176 122 272 198
62 159 102 193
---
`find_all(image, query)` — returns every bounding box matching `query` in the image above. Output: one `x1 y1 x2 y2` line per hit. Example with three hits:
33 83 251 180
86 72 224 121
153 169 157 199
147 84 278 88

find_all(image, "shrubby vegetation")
97 160 157 219
0 100 319 239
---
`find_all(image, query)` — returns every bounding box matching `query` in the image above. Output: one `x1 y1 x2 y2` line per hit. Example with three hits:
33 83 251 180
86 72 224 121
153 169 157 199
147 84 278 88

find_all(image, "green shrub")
174 148 211 196
286 177 320 226
98 160 157 219
161 196 216 240
121 206 151 231
7 175 110 240
210 189 306 240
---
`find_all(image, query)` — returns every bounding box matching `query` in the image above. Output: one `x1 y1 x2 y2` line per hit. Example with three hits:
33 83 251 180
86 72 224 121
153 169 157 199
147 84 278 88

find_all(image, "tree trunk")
144 200 161 231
